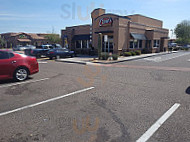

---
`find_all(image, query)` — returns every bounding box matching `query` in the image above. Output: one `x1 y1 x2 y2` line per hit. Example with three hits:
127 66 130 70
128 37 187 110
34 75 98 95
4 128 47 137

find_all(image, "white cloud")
0 13 59 21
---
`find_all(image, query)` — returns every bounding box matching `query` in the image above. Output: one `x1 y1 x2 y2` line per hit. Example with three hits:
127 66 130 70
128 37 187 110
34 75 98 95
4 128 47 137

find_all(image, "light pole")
170 29 174 39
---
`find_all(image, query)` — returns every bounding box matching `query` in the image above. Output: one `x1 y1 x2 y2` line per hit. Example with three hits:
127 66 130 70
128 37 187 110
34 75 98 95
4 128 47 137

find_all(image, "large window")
139 40 142 48
130 40 143 49
130 41 133 48
154 40 160 48
75 40 90 49
76 40 81 48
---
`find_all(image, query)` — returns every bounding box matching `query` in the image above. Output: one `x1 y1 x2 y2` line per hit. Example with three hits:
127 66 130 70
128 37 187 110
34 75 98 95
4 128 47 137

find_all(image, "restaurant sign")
99 17 113 27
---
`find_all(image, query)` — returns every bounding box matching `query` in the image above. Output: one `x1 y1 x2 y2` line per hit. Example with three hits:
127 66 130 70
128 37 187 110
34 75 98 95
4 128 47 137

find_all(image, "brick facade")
61 8 169 55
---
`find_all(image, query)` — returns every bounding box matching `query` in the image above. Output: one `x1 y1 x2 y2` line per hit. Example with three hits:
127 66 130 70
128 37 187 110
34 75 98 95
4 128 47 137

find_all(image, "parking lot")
0 51 190 142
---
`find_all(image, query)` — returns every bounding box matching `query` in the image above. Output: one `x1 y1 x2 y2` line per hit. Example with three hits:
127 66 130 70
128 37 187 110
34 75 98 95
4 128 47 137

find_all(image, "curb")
92 52 169 64
56 52 171 65
56 59 87 65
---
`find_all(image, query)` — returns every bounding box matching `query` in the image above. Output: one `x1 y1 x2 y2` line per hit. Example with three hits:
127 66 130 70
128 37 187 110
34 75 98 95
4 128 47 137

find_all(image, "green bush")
124 52 132 56
135 50 141 55
130 51 136 56
184 47 189 51
142 48 149 54
112 54 118 60
101 52 109 60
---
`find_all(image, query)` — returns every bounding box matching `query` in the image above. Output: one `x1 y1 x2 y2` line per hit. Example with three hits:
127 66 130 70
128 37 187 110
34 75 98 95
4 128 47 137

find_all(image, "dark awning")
72 35 90 40
95 31 114 34
131 33 147 40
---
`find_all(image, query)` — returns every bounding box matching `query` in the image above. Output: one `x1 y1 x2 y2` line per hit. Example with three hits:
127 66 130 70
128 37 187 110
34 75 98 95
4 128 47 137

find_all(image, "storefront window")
130 41 133 48
154 40 160 48
130 40 143 48
134 40 138 48
139 40 142 48
83 40 87 48
76 40 81 48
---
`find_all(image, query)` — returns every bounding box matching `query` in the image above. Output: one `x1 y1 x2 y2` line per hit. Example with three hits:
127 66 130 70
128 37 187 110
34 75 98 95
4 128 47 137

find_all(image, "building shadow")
186 86 190 95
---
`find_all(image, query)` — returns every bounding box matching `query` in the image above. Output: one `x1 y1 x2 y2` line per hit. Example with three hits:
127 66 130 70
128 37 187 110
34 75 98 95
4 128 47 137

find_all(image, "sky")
0 0 189 38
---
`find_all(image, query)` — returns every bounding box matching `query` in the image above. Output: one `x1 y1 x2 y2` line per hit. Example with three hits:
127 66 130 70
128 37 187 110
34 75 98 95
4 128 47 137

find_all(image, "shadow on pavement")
186 86 190 95
0 77 33 85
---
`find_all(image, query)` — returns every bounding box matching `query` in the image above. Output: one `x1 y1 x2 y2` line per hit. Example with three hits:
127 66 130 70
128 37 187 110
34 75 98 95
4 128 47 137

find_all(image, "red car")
0 50 39 81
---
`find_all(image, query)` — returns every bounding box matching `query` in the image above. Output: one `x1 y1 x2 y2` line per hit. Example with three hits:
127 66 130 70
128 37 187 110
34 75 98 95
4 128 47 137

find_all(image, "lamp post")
170 29 174 39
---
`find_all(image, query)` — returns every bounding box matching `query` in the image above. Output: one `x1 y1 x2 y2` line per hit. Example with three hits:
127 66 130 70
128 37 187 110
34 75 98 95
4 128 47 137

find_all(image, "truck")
25 44 58 58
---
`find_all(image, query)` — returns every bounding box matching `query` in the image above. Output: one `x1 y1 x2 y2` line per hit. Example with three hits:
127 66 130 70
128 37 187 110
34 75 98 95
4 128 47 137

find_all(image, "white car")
13 45 36 51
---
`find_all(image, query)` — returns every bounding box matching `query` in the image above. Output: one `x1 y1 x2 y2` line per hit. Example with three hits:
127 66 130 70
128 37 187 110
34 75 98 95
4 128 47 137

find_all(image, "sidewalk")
56 52 171 65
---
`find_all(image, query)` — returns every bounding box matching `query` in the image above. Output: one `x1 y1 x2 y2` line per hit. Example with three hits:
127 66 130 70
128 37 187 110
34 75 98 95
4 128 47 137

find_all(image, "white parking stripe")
38 61 48 64
0 87 94 117
136 103 180 142
144 52 190 62
0 78 49 88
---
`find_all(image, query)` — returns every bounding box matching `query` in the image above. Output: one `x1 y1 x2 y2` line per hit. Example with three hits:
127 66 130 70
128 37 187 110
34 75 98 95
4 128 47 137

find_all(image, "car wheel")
14 67 29 81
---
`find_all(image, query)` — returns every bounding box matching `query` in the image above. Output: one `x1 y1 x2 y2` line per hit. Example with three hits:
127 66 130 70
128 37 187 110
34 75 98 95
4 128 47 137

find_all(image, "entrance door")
102 35 113 53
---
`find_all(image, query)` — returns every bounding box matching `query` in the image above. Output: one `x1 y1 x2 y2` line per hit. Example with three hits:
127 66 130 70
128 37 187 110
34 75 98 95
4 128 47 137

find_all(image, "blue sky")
0 0 189 38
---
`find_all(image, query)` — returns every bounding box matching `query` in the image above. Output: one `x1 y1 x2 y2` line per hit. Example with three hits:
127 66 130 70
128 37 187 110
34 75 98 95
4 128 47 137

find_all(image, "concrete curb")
91 52 169 64
56 59 87 65
56 52 171 65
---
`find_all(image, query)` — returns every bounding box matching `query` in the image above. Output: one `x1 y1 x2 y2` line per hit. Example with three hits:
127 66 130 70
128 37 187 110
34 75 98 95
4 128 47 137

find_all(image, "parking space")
0 52 190 142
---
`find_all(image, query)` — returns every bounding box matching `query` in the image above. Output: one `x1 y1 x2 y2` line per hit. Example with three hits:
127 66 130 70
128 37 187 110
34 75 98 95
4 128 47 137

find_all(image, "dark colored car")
46 48 75 59
25 44 54 58
0 50 39 81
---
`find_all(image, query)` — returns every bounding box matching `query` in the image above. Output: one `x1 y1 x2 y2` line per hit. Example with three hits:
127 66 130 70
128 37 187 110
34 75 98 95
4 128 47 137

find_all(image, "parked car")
52 44 62 48
13 45 36 51
13 45 26 51
46 48 75 59
0 50 39 81
25 44 54 58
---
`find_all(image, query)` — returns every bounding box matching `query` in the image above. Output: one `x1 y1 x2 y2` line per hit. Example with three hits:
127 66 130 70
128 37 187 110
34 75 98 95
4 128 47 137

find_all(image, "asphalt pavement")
0 51 190 142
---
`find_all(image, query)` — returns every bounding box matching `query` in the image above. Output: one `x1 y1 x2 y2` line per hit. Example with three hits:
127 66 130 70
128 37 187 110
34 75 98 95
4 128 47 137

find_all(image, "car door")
57 49 65 57
0 51 16 79
63 49 69 57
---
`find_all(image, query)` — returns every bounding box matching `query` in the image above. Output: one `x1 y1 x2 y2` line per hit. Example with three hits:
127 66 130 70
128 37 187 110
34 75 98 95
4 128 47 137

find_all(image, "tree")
174 20 190 45
45 34 61 44
0 36 6 48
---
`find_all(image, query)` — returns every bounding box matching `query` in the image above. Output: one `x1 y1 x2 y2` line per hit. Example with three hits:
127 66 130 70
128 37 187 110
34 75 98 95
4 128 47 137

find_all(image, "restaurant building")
61 8 169 54
0 32 54 48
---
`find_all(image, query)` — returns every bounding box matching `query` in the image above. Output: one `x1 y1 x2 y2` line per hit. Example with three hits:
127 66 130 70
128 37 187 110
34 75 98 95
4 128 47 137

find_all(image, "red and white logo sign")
99 17 113 27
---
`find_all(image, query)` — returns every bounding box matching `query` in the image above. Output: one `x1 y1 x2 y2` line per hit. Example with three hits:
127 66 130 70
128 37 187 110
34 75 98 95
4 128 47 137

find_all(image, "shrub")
101 52 109 60
184 47 189 51
112 54 118 60
124 52 132 56
119 52 124 56
142 48 149 54
130 51 136 56
135 50 141 55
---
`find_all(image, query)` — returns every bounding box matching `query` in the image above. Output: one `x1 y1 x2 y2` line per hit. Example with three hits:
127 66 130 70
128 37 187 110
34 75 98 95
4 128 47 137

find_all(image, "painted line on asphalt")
144 52 190 62
0 87 94 117
136 103 180 142
38 61 48 64
0 78 49 88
